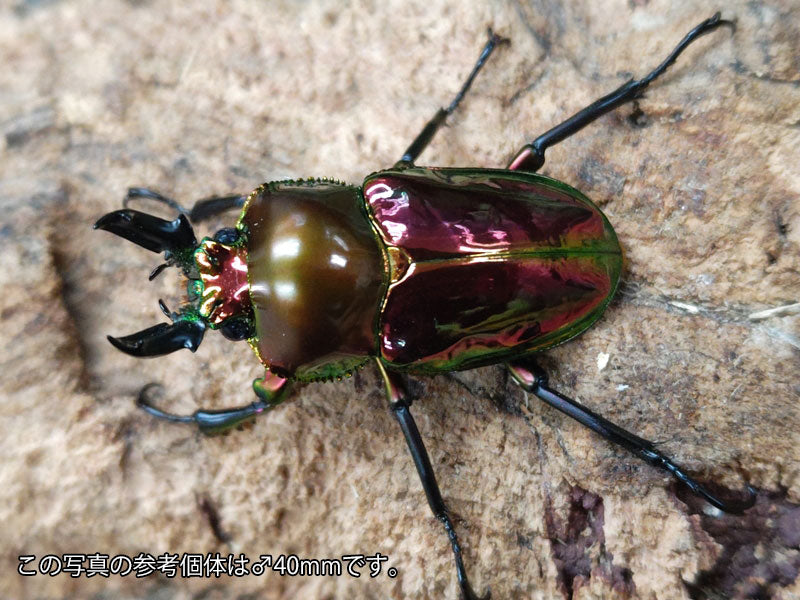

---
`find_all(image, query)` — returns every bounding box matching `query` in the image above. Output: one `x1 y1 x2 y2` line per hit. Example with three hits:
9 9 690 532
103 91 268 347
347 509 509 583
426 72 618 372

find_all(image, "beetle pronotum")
96 13 754 599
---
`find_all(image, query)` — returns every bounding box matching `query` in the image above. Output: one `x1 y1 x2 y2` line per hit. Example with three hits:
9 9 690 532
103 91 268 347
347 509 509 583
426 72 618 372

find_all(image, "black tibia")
508 13 734 172
376 360 489 600
135 384 269 435
107 319 206 357
124 187 247 222
94 209 197 254
507 360 756 514
397 28 508 167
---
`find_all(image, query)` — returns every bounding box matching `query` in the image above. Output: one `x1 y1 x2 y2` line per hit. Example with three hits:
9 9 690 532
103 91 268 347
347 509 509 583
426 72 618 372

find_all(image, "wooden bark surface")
1 1 798 598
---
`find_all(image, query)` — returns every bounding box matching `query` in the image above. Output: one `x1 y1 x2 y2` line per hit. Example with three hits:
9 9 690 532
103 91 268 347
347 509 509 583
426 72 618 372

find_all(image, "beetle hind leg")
124 187 247 223
508 13 735 172
507 360 756 514
376 360 490 600
396 28 508 168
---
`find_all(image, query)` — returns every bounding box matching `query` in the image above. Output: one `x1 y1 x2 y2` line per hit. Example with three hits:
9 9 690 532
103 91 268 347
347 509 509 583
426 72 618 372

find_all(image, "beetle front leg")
376 360 489 600
508 13 734 172
507 360 756 513
124 187 247 222
136 371 292 435
396 29 508 168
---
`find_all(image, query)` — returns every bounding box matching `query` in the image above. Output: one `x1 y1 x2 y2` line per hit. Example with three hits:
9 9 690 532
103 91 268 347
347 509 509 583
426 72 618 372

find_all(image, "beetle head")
94 209 255 357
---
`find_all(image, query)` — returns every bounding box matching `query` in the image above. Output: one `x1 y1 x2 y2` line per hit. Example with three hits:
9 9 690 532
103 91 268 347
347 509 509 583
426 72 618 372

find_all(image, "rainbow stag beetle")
96 14 755 599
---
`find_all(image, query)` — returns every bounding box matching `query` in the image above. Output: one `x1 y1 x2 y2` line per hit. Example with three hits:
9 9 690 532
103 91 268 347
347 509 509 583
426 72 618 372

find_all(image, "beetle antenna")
157 299 172 319
149 263 169 281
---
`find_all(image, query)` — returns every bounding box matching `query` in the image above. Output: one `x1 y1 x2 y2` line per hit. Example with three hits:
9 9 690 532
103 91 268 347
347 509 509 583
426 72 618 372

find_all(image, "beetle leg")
135 372 291 435
124 187 247 223
124 188 187 215
185 194 247 222
396 28 508 168
507 360 756 514
508 13 735 172
376 360 489 600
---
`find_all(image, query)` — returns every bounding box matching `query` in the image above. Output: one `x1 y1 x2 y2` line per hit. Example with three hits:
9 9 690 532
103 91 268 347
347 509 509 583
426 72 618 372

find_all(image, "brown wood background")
1 1 798 598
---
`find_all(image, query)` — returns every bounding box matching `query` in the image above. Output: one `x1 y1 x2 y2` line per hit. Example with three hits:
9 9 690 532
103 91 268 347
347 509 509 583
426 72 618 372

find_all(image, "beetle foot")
460 582 490 600
486 26 510 49
660 455 757 514
699 484 757 514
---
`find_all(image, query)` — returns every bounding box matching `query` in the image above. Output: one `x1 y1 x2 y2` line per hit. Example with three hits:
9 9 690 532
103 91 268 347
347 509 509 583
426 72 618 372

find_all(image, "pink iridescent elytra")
363 167 622 372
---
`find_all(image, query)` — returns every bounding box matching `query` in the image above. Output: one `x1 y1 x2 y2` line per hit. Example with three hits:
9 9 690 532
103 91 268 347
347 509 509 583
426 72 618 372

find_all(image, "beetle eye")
214 227 240 244
219 317 254 341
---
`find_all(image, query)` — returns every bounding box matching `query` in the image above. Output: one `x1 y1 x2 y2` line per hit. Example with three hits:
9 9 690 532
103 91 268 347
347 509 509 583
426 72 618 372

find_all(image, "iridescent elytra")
95 14 753 599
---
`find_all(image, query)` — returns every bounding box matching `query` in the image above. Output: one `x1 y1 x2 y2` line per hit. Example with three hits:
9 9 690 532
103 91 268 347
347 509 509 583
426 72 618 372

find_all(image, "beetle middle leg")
507 359 756 514
124 187 247 222
376 360 489 600
508 13 734 172
396 28 508 168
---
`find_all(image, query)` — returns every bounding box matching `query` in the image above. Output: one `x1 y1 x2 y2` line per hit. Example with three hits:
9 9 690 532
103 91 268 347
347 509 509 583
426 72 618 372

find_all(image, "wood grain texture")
1 1 798 598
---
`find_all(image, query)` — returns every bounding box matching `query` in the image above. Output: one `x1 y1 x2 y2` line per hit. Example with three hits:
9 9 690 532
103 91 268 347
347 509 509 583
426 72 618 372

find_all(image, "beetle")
95 13 755 599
